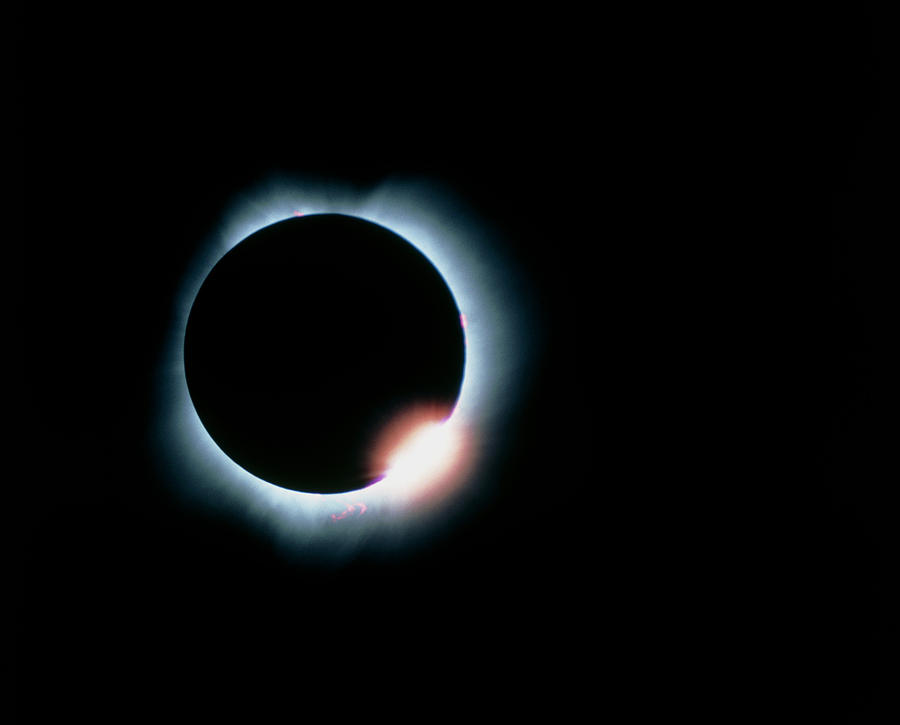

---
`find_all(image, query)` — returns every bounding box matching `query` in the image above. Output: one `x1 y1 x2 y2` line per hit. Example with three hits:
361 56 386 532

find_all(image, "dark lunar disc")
184 214 466 494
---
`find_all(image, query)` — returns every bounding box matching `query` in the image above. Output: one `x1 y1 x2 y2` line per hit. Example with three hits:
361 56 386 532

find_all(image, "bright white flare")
386 422 460 486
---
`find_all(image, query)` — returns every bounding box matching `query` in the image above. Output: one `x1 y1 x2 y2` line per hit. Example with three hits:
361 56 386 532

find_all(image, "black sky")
14 4 897 722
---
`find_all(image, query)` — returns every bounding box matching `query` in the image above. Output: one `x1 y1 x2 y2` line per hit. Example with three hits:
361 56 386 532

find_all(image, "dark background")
14 4 896 721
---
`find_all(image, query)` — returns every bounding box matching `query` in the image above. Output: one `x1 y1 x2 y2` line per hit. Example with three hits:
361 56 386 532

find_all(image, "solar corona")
154 176 533 560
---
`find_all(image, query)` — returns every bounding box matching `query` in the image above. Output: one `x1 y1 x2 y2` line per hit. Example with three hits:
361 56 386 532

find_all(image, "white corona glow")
152 174 535 561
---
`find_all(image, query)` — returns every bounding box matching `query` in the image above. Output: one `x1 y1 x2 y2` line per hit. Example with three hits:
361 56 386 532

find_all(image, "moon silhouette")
183 214 466 494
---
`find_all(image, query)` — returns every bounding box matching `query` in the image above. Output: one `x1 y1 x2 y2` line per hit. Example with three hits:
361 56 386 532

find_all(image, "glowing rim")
153 175 534 560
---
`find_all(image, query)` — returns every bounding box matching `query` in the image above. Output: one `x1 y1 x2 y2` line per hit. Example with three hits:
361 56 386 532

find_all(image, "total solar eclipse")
184 213 466 495
156 177 531 559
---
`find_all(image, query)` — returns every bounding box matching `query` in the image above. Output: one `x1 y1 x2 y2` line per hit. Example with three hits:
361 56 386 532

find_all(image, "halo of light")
152 175 535 561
